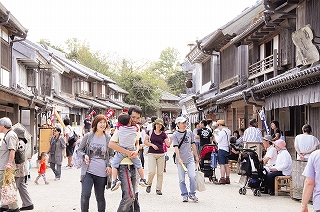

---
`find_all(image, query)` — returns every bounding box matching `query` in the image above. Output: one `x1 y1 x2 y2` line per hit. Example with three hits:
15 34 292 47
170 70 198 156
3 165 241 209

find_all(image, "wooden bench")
275 175 292 196
228 160 238 173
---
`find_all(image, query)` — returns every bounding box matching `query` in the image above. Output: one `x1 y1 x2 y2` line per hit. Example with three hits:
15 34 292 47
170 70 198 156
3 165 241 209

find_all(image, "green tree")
39 39 65 53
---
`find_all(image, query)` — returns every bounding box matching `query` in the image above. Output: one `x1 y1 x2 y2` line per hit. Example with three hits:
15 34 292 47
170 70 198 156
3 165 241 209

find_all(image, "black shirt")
197 128 213 146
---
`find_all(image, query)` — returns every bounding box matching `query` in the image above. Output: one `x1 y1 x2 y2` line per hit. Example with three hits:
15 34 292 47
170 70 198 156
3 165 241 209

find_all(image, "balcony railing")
248 53 278 80
80 90 92 97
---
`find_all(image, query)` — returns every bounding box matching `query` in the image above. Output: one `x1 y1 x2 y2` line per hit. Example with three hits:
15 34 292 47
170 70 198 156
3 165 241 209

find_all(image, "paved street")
21 147 311 212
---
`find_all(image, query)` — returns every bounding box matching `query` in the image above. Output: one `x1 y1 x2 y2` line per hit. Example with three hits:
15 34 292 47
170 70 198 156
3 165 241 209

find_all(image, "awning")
265 83 320 110
76 97 106 109
93 99 122 110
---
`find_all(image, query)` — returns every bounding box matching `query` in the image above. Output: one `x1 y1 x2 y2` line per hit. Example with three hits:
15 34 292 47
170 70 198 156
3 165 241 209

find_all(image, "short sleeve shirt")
147 130 168 154
172 130 194 164
0 130 18 170
197 128 212 146
302 150 320 210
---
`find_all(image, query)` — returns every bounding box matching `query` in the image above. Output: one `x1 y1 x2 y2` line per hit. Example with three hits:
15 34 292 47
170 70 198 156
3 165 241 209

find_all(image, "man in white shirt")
243 119 263 159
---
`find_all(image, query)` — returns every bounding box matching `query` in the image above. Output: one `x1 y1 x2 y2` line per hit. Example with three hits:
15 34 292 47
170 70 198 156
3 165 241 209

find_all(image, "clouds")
2 0 258 62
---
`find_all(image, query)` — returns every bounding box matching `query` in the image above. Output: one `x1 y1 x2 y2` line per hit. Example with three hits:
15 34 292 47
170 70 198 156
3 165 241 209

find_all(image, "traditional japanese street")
22 147 308 212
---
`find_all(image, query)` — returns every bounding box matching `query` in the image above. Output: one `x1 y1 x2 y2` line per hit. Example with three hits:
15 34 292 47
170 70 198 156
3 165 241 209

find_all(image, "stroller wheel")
242 188 247 195
209 177 213 182
253 190 257 196
256 190 261 197
239 188 243 195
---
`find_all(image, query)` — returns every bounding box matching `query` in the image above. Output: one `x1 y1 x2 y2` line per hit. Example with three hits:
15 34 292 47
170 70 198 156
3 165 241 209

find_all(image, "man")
195 120 213 152
173 116 199 202
109 106 142 212
243 119 263 159
206 120 213 133
301 149 320 212
0 117 20 212
214 120 231 185
83 116 92 135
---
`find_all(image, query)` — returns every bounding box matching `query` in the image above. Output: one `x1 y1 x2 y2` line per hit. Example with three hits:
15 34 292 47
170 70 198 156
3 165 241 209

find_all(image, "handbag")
195 165 206 192
173 131 187 164
1 168 18 205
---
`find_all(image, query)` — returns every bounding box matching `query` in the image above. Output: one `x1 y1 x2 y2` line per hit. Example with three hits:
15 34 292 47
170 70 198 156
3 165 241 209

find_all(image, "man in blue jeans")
109 106 142 212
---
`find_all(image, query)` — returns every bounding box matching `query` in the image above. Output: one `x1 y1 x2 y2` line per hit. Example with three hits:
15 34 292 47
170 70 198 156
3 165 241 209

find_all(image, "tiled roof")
108 83 129 94
161 91 180 101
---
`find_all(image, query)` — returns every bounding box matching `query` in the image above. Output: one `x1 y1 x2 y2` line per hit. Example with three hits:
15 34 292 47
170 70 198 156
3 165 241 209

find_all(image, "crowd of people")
0 110 320 212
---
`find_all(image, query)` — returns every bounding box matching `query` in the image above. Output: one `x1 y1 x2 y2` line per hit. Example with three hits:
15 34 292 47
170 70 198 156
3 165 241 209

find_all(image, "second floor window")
202 58 211 85
61 75 72 94
1 38 10 72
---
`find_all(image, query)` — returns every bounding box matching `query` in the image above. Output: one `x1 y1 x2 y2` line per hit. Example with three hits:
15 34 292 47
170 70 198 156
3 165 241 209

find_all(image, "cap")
175 116 187 124
274 139 286 150
263 135 273 142
153 118 164 127
0 117 12 128
216 120 225 126
13 127 25 139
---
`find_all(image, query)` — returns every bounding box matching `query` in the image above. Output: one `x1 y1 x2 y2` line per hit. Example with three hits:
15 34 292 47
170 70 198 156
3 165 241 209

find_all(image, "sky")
2 0 258 62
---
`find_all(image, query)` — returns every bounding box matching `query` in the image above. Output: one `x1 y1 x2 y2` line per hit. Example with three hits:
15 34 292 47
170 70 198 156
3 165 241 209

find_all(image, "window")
1 68 10 87
202 58 211 85
1 39 10 71
61 75 72 94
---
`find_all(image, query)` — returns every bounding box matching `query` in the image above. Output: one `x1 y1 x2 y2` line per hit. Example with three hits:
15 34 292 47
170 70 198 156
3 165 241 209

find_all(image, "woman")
47 127 66 181
265 139 292 195
233 130 244 148
262 135 277 166
294 124 319 161
64 118 74 168
13 127 34 210
78 114 113 212
144 118 170 195
270 120 281 141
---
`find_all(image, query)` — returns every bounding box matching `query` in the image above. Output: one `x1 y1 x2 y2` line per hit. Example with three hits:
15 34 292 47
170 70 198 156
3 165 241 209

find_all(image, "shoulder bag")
172 131 187 164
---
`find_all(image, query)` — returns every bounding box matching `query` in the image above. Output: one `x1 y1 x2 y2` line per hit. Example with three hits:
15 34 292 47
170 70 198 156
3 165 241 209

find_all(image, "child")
34 152 49 185
111 113 148 191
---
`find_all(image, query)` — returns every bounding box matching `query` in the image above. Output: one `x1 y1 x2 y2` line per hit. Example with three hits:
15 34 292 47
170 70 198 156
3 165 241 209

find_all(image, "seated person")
262 135 277 167
228 136 241 161
265 139 292 195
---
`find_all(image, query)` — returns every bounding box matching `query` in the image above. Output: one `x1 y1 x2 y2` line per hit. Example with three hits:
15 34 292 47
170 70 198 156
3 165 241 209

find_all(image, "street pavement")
20 147 312 212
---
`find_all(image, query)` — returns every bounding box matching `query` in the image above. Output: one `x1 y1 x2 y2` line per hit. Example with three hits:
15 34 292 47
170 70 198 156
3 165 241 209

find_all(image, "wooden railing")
248 54 278 79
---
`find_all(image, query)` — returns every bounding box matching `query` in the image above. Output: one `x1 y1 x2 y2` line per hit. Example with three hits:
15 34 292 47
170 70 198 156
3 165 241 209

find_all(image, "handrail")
248 54 276 77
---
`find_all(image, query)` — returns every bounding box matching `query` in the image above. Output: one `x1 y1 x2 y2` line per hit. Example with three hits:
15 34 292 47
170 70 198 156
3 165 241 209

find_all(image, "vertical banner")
259 108 270 135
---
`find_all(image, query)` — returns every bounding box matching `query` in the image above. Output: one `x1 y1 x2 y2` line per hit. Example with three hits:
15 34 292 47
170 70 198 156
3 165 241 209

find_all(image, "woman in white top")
262 135 277 166
266 139 292 195
294 124 319 161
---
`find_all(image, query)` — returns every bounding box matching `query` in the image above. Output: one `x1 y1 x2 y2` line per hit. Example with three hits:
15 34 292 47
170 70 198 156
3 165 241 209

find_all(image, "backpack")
67 126 79 147
3 130 26 164
15 139 26 164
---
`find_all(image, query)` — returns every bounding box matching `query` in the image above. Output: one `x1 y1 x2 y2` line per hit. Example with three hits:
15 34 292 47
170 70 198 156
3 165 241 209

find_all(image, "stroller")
199 144 217 182
238 148 266 197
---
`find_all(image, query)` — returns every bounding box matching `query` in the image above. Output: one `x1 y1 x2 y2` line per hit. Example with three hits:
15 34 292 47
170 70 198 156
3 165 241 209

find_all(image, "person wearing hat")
13 127 34 211
265 139 292 195
0 117 20 212
144 118 170 195
262 135 277 167
214 120 232 185
172 116 199 202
